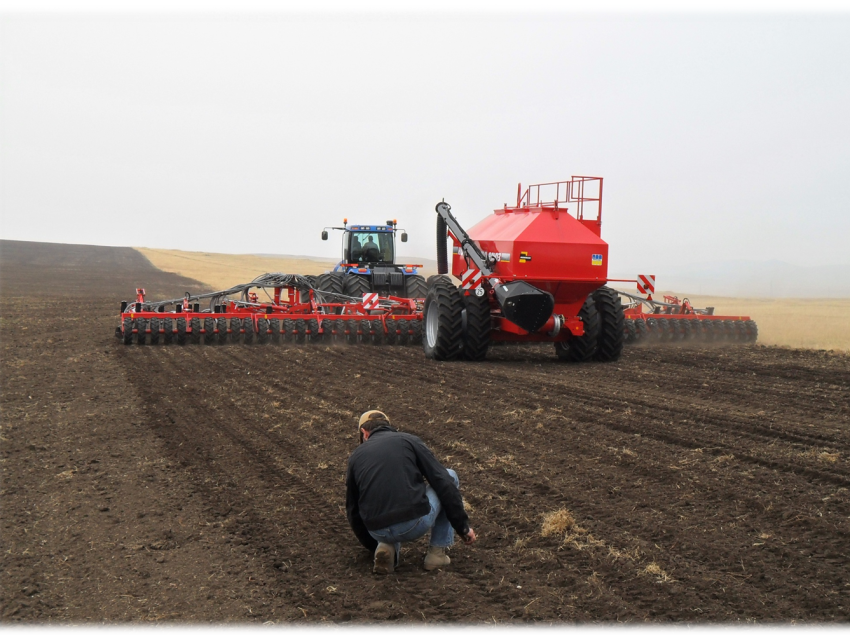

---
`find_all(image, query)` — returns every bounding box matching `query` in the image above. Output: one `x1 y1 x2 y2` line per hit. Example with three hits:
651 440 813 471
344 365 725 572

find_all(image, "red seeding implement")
617 278 758 344
115 273 424 346
421 176 757 361
116 176 757 357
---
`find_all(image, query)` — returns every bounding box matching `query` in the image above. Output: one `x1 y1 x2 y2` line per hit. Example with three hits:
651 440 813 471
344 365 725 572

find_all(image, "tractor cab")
345 226 395 265
321 219 424 297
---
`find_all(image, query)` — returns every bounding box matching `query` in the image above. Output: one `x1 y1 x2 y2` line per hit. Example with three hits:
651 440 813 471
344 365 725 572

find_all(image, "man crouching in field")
345 410 476 574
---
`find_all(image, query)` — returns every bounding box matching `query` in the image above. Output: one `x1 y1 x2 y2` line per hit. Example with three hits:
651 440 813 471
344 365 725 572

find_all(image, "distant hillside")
611 260 850 298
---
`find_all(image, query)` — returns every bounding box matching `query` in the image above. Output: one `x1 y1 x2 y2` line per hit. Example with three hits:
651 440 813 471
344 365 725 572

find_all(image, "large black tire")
134 318 147 345
408 319 422 345
423 281 464 361
162 318 173 345
316 272 346 313
269 318 280 344
462 293 491 361
634 318 648 343
555 295 599 362
176 318 187 345
230 317 243 343
624 318 635 344
242 318 254 344
384 318 397 345
368 319 384 345
204 317 215 345
592 286 624 362
299 275 317 304
188 317 201 344
257 317 270 344
293 318 307 344
281 318 295 343
745 319 759 343
122 317 134 345
149 318 160 345
345 319 359 345
404 275 428 299
427 274 453 289
680 318 693 341
306 318 319 343
343 274 371 299
216 317 228 345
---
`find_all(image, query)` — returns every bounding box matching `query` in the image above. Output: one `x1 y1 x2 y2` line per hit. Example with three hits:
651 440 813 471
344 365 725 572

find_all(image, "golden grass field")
139 248 849 352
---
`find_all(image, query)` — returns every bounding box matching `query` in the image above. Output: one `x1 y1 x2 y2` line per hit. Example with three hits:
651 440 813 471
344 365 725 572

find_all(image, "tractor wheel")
555 294 599 362
369 319 384 345
733 319 744 341
624 318 635 344
290 318 304 344
645 317 659 341
162 318 173 345
409 318 423 345
395 321 408 346
230 317 243 343
384 318 397 345
216 317 228 344
176 318 187 345
745 319 759 343
242 318 255 344
423 280 464 360
343 274 371 299
656 318 671 343
306 318 320 343
680 319 693 341
427 274 453 289
404 274 428 299
122 317 133 345
462 292 491 361
257 317 270 344
344 319 358 345
592 286 624 362
299 275 317 304
281 318 295 343
268 318 280 344
134 318 147 345
724 319 736 341
204 317 215 345
316 272 345 313
634 318 648 343
149 318 160 345
188 317 200 344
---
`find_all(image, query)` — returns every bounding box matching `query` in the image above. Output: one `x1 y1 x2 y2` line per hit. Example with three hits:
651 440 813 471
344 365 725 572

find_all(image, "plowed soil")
2 239 849 624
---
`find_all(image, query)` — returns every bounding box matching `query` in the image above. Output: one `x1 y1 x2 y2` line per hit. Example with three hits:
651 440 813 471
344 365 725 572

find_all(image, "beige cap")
359 410 390 427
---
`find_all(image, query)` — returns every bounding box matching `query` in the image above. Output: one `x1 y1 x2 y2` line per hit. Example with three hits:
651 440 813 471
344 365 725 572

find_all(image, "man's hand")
462 528 476 544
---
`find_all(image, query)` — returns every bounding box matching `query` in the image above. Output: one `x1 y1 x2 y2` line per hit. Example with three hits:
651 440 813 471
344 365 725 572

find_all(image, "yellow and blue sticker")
591 253 603 266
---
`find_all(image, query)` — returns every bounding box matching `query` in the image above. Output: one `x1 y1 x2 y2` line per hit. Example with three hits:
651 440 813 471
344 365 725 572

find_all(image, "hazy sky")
1 10 848 276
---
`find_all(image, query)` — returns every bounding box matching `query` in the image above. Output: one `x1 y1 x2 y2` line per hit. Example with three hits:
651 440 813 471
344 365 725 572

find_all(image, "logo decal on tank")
519 251 532 263
592 253 603 266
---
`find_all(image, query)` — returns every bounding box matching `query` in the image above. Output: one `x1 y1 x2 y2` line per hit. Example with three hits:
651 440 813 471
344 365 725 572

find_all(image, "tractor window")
350 232 393 264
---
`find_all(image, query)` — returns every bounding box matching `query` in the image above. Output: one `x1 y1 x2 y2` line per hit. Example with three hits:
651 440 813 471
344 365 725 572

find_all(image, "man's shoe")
424 546 451 571
373 543 395 574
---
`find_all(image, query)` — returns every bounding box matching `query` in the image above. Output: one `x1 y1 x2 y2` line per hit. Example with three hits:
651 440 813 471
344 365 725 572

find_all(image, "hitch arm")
435 201 494 277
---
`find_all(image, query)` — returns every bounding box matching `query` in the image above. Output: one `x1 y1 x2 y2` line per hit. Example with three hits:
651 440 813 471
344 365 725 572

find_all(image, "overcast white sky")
1 6 848 276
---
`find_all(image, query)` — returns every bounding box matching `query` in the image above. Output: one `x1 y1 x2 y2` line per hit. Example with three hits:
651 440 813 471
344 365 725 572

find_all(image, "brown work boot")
373 543 395 574
424 546 451 571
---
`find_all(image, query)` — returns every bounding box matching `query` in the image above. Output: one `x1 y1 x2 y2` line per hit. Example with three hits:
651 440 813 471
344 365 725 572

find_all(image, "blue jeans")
368 469 459 563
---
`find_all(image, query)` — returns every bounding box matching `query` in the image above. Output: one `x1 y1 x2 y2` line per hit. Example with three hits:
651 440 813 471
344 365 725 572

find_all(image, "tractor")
318 219 427 300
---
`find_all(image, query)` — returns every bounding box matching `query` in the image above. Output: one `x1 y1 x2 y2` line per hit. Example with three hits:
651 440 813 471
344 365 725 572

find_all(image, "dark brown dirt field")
2 239 849 624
